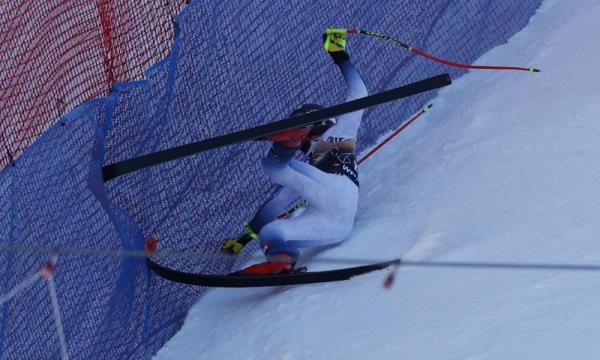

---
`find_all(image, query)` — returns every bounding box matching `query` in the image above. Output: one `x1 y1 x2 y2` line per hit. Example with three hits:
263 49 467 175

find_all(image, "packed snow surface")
154 0 600 359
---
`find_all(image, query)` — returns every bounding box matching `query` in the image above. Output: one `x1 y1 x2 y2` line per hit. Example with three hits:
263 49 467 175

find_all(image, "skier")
237 29 369 275
221 103 335 255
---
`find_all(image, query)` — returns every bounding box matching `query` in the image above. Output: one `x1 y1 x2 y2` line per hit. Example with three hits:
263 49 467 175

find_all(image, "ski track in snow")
154 1 600 359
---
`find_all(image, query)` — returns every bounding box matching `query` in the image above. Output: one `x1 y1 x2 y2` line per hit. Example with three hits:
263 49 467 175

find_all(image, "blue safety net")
0 1 542 359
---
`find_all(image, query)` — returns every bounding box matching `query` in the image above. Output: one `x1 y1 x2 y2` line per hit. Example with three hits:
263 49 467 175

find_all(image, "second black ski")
102 73 451 181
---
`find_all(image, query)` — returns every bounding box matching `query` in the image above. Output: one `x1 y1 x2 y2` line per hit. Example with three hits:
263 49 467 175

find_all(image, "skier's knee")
259 224 300 259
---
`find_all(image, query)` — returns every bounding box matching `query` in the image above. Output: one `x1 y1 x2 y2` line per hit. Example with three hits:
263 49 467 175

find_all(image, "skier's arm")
324 52 368 140
336 55 368 104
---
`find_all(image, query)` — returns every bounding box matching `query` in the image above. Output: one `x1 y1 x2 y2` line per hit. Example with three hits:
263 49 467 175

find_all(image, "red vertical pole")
97 0 116 86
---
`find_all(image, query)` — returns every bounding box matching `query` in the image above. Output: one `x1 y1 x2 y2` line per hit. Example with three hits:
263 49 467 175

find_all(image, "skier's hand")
323 26 347 52
323 26 350 64
222 239 245 254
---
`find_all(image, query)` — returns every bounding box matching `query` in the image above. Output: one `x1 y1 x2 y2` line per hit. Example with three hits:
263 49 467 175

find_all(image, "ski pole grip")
325 28 359 35
325 27 349 35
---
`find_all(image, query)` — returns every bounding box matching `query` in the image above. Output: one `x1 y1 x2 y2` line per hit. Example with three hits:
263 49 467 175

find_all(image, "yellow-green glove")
323 26 347 52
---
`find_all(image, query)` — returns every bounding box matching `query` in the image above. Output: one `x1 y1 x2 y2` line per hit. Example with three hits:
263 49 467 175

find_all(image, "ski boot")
238 253 296 276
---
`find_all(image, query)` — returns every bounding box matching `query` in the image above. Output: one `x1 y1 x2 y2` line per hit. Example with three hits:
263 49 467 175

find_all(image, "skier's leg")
259 141 358 259
258 175 359 259
259 209 346 258
223 186 302 254
261 144 327 205
248 186 300 233
262 154 338 209
223 143 305 254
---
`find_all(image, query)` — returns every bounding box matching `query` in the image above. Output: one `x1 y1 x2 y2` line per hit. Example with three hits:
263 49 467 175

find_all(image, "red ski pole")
355 103 432 289
358 104 432 165
328 28 541 73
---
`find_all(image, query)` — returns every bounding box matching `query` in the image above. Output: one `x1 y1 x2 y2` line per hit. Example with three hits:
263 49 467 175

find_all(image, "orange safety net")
0 0 188 169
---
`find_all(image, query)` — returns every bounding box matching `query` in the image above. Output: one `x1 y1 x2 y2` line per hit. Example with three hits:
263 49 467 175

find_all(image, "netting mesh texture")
0 0 188 170
1 1 542 359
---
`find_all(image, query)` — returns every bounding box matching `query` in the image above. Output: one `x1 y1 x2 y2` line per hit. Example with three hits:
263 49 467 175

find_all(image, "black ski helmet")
289 103 336 137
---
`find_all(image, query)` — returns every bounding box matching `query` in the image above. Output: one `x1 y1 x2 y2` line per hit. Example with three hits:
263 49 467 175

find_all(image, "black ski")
146 257 401 288
102 73 451 181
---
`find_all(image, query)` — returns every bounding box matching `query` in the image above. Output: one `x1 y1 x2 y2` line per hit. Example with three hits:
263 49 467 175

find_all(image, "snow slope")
154 0 600 359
